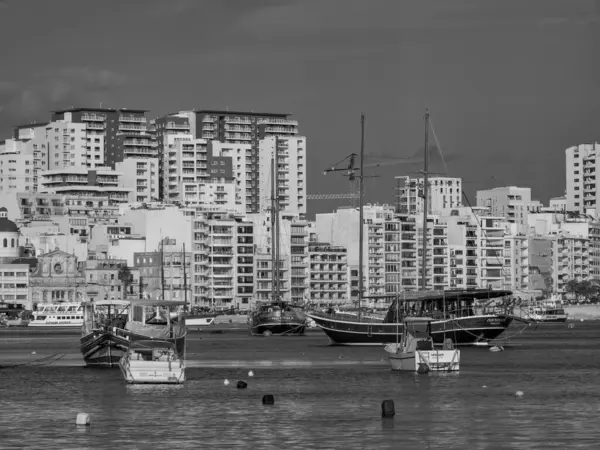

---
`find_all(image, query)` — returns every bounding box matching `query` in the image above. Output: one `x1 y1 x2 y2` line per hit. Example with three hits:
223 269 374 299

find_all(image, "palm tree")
118 264 133 300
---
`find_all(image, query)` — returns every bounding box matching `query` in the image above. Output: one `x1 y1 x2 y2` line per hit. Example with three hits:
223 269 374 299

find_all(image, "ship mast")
270 141 280 303
358 113 365 319
161 237 166 301
420 110 430 291
182 243 188 307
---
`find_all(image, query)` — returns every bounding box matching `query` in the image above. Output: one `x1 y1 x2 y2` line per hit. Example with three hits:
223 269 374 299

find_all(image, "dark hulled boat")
80 299 187 367
306 289 515 346
248 301 306 336
248 143 306 336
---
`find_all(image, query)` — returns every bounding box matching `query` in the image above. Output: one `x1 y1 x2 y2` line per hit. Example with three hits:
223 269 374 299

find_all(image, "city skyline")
0 0 599 217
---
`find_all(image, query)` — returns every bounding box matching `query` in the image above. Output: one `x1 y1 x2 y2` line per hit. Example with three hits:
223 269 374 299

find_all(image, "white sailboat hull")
384 343 460 372
186 317 215 327
119 358 186 384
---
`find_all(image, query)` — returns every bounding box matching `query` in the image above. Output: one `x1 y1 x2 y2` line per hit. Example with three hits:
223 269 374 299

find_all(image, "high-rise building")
396 176 462 215
0 139 34 194
476 186 542 232
258 136 307 218
50 108 155 168
115 158 160 203
190 110 299 213
565 142 600 214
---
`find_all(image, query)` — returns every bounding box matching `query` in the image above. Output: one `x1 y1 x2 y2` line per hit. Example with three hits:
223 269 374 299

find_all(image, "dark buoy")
237 380 248 389
262 394 275 405
417 363 430 374
381 399 395 418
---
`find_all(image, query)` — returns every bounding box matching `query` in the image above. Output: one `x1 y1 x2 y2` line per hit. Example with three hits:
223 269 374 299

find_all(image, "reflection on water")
0 324 600 449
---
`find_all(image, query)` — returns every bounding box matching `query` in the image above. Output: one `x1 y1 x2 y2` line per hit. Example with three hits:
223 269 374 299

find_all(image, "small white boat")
384 320 460 372
119 340 186 384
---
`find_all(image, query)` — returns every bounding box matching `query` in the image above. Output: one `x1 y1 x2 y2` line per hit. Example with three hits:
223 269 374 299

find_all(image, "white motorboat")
119 340 185 384
384 320 460 372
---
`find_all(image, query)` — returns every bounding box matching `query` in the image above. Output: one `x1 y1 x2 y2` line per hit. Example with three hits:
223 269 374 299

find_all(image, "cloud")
0 67 126 137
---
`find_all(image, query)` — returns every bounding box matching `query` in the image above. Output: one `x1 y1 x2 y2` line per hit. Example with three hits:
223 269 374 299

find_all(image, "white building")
565 142 600 215
115 158 160 203
396 176 462 215
476 186 542 232
210 141 253 213
0 139 34 194
258 136 307 218
39 167 131 203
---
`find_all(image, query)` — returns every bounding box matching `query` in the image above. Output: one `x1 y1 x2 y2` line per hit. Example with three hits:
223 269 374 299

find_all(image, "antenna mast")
358 113 365 318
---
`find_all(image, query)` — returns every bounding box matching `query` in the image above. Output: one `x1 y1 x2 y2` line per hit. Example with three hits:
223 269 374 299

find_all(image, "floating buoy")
417 363 429 374
381 399 395 418
237 380 248 389
31 351 36 355
338 354 344 359
262 394 275 405
515 391 524 397
76 413 91 426
489 345 504 352
580 319 584 322
263 330 273 337
482 385 487 388
224 379 230 386
248 370 254 377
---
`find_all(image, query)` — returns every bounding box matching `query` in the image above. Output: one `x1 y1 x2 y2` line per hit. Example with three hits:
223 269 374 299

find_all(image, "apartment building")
191 110 300 213
258 136 307 218
476 186 542 232
133 245 191 302
396 176 462 215
38 168 131 203
502 229 530 291
565 142 600 215
51 108 154 168
115 158 159 203
308 242 348 305
152 113 191 199
443 208 507 290
0 139 34 193
210 141 253 213
191 211 254 310
0 264 30 306
85 257 140 302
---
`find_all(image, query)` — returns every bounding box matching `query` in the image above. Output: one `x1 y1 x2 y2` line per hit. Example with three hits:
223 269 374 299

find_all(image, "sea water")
0 323 599 449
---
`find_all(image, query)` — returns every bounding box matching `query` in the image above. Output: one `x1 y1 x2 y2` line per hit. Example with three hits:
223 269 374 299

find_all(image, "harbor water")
1 322 599 449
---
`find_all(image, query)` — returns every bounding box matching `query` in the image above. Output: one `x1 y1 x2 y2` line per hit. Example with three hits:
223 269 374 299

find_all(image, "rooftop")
193 109 293 118
52 107 148 114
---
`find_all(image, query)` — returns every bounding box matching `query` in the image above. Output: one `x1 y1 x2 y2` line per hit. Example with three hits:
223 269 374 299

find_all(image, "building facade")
29 249 86 305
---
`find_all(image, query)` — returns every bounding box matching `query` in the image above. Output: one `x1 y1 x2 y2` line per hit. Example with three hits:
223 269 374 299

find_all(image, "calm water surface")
0 322 599 449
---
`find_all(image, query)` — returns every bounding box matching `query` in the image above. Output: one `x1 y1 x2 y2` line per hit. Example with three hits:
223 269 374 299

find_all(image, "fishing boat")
528 299 568 323
119 340 185 384
185 310 219 327
80 242 188 367
248 141 306 336
80 298 187 367
306 111 515 346
29 302 83 327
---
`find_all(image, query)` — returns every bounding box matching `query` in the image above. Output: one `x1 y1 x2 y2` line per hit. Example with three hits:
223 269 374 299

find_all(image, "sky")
0 0 599 216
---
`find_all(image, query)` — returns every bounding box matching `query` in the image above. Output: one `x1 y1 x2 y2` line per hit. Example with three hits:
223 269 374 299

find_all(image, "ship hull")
80 328 186 368
249 321 306 336
306 313 513 346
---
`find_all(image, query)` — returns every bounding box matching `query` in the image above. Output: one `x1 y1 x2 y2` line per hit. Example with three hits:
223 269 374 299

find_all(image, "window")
2 238 6 247
10 238 15 247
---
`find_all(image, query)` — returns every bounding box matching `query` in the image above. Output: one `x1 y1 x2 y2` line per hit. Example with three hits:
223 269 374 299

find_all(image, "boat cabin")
127 340 179 362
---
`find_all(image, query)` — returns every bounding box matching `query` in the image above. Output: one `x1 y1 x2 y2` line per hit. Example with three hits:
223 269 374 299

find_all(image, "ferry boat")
529 300 568 323
29 302 84 327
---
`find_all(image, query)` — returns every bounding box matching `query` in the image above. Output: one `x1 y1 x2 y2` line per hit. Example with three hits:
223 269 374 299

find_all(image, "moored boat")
384 319 460 372
119 340 185 384
29 302 83 327
528 299 568 323
248 301 306 336
307 289 515 346
80 299 187 367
